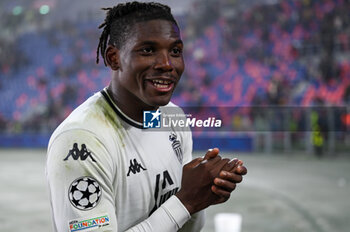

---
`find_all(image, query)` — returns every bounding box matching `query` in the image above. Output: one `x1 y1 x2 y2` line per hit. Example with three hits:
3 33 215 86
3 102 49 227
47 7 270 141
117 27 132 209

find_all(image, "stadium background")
0 0 349 231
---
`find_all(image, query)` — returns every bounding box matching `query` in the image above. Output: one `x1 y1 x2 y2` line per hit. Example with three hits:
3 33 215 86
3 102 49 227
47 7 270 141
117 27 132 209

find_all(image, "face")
110 19 184 109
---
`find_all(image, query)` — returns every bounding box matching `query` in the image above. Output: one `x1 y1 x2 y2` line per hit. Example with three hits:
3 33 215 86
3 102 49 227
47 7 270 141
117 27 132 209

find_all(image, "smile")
147 78 175 92
152 79 172 88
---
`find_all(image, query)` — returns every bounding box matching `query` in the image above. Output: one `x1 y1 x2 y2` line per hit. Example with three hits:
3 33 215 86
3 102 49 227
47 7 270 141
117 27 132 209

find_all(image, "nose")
154 51 173 72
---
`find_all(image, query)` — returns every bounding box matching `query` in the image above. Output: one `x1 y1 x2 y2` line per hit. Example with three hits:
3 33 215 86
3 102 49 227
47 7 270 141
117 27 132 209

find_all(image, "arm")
125 195 190 232
178 211 205 232
47 129 193 232
178 128 206 231
46 129 117 232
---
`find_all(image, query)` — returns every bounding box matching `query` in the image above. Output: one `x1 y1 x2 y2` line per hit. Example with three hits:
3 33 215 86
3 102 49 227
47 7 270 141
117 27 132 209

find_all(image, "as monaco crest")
169 132 183 164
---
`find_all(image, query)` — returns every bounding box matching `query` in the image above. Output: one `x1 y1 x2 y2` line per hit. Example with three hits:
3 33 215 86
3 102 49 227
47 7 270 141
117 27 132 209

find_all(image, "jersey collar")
101 88 144 129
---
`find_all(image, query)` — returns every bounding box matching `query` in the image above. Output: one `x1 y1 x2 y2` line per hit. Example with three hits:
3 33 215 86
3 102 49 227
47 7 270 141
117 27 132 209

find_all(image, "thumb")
185 157 204 168
203 148 220 161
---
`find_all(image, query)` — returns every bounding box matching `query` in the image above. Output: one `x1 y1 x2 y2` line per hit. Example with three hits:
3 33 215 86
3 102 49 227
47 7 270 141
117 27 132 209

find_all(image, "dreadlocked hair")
96 1 179 66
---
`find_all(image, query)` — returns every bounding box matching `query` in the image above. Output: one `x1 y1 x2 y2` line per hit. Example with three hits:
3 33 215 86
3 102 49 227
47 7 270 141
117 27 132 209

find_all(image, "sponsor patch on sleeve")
68 214 110 232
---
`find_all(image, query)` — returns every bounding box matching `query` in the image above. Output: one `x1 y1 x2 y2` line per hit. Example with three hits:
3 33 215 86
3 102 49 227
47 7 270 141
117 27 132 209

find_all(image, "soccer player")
46 2 247 232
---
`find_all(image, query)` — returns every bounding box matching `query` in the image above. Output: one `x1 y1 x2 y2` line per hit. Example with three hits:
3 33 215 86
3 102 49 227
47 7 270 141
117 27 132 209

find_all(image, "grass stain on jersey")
65 163 72 172
95 98 126 148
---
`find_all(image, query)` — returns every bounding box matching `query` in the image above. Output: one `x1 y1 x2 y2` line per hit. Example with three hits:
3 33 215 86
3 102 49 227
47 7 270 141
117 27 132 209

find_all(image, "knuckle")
222 159 230 166
236 176 243 183
205 156 220 165
224 192 231 199
232 183 237 190
227 172 236 179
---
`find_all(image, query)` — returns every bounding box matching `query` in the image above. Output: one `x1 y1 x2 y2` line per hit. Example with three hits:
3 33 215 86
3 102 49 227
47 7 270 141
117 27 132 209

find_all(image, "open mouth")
152 79 172 88
147 79 175 92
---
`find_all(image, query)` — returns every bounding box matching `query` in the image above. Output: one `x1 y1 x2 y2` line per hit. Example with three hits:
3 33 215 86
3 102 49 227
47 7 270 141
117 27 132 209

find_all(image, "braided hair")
96 1 179 66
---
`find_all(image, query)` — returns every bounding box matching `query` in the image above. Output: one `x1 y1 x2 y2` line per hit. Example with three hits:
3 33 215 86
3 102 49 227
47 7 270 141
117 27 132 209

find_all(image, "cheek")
174 59 185 76
126 62 149 89
130 56 153 73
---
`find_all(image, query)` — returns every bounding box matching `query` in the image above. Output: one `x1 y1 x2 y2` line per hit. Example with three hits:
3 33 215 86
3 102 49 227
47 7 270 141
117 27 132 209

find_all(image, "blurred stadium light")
215 213 242 232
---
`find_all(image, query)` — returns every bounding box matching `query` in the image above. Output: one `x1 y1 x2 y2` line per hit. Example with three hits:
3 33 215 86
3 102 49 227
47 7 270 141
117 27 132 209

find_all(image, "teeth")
153 83 169 88
152 79 171 85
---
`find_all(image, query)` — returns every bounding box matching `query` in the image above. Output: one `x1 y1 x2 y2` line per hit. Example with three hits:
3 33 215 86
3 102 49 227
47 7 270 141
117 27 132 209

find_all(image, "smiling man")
46 2 247 232
104 18 184 122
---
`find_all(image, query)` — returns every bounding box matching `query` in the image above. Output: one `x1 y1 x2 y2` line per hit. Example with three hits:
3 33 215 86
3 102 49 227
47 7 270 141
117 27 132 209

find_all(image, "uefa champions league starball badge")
68 176 102 210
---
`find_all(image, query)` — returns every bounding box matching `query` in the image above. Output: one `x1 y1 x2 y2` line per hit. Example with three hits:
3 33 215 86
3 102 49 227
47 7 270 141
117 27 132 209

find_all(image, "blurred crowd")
0 0 349 135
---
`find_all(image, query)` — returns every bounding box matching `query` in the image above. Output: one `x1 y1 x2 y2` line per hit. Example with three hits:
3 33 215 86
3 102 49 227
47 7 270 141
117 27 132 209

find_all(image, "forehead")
127 19 181 45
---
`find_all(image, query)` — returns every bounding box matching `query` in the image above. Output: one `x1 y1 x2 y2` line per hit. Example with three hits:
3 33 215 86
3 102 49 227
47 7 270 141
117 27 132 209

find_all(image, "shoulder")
48 91 122 151
47 92 119 175
165 101 179 108
50 93 98 139
162 101 190 131
161 101 187 118
164 101 182 109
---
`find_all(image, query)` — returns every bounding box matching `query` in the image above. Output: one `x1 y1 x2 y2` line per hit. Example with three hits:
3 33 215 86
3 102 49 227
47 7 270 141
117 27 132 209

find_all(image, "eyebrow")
137 39 183 47
172 39 184 46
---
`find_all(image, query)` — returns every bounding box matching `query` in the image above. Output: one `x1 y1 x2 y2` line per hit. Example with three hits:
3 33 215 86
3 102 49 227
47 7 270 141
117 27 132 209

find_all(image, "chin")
152 99 171 107
147 96 172 107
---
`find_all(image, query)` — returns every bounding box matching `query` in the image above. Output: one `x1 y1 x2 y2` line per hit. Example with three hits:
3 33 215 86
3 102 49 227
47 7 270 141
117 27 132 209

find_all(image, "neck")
106 84 157 123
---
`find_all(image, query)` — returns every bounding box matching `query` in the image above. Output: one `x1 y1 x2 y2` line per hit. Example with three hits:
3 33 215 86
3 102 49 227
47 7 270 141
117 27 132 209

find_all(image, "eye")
171 47 183 57
140 47 154 55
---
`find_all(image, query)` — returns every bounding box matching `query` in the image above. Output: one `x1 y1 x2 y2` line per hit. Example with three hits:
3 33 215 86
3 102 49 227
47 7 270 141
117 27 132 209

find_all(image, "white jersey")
46 88 204 232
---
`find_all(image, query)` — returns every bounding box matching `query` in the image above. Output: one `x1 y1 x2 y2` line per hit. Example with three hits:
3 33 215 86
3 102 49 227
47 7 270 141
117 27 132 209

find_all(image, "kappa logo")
127 159 147 176
64 143 96 162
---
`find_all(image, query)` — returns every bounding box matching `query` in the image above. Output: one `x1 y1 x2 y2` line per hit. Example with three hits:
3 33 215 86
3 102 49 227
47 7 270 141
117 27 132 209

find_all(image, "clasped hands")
176 148 247 215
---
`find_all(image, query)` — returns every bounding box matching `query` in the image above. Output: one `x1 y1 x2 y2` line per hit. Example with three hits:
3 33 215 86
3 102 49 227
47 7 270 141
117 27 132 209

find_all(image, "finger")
214 178 237 192
237 160 244 166
215 197 229 204
202 148 220 161
221 158 239 172
219 171 243 183
224 159 246 174
215 158 230 171
211 185 230 199
206 158 230 180
201 155 223 166
234 165 248 175
186 157 204 168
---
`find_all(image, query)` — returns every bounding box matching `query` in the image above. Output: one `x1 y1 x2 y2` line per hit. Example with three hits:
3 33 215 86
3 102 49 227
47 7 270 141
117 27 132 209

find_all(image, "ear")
105 45 120 71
